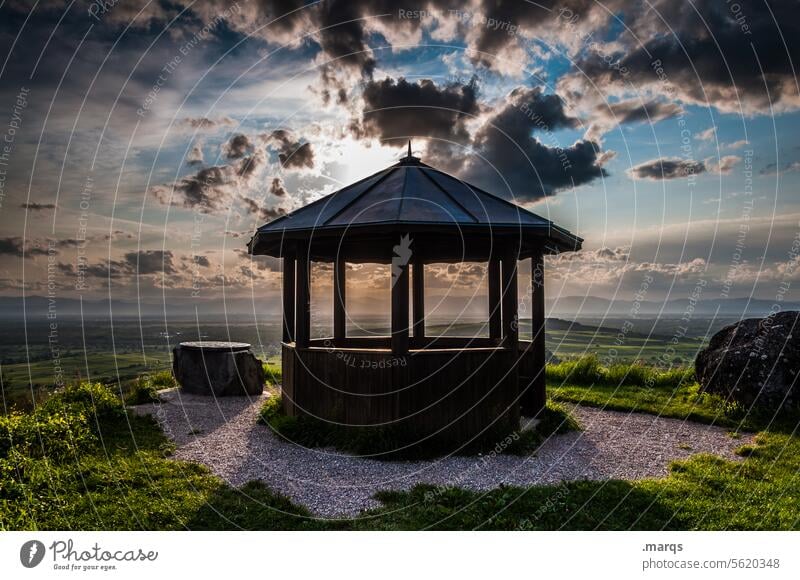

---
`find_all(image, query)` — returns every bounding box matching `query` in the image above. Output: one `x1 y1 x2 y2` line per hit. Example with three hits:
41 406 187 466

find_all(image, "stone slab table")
172 341 265 396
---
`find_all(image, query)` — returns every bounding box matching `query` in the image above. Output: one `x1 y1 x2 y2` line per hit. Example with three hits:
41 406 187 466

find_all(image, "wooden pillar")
391 261 410 355
501 248 518 350
295 244 310 348
523 251 547 415
488 256 501 341
333 257 346 343
412 259 425 341
282 255 296 343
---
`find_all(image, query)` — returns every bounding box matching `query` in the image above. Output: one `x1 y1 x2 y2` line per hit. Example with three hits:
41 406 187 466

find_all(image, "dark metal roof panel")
394 167 474 223
326 167 406 225
421 168 550 226
258 167 391 232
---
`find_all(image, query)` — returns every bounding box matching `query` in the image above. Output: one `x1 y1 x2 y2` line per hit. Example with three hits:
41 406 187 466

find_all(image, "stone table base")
173 341 265 396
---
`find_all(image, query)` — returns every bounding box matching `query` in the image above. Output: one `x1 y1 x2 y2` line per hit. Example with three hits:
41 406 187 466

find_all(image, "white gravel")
134 389 752 518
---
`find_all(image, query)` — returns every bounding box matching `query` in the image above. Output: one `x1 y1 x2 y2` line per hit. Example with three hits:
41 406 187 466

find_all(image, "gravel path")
134 390 752 518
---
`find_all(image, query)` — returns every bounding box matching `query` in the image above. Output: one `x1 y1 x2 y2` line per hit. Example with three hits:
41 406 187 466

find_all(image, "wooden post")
488 257 501 341
334 257 346 343
392 261 410 355
295 244 310 349
412 259 425 341
501 248 518 350
523 251 547 415
282 255 295 343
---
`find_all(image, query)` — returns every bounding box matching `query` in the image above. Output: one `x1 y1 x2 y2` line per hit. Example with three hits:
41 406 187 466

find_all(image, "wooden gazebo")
248 145 582 448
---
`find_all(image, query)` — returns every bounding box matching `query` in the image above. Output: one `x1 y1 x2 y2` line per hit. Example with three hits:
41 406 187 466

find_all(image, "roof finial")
407 139 412 158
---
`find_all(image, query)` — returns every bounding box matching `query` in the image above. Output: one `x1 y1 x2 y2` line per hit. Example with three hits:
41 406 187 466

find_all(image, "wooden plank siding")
282 344 520 446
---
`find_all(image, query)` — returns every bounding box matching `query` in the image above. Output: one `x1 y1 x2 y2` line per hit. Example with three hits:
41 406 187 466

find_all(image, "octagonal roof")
249 146 582 258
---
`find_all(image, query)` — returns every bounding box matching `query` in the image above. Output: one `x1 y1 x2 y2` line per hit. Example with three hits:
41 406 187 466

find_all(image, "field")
0 314 731 409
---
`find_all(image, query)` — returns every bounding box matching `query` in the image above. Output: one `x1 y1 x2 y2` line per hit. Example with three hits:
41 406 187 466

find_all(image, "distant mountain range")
0 295 796 320
546 296 800 317
0 296 279 319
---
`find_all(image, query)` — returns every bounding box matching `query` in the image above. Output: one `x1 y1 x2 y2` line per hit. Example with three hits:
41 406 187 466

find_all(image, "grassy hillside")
2 364 798 530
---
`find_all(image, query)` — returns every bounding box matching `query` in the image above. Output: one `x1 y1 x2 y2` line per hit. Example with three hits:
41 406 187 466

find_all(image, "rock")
695 311 800 410
173 341 265 396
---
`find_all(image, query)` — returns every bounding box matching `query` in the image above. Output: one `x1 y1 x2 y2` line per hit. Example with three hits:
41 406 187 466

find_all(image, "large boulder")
173 341 265 396
695 311 799 410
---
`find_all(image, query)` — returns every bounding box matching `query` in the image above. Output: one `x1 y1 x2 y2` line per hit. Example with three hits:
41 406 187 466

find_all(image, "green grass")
257 395 581 460
262 363 282 386
546 356 798 432
2 372 799 530
1 350 171 389
546 355 694 388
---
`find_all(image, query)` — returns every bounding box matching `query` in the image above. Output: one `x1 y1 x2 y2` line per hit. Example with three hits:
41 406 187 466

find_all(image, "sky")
0 0 798 317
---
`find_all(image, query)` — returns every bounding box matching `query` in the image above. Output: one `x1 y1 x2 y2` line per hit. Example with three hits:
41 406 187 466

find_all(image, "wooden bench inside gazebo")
248 145 582 448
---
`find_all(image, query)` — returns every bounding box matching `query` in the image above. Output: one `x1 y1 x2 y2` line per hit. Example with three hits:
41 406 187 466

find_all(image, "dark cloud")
267 130 315 169
152 136 275 213
463 86 607 200
269 177 288 197
242 196 287 221
316 0 376 77
20 202 56 211
59 250 198 284
760 160 800 176
223 133 253 159
603 99 683 125
586 98 684 140
151 165 237 213
464 0 620 75
0 237 48 257
627 158 706 180
572 0 800 114
123 250 177 275
237 150 265 179
353 77 480 146
179 116 235 130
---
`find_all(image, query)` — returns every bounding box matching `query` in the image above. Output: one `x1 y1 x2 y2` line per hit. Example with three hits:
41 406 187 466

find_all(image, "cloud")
627 158 706 180
0 237 48 257
587 98 683 139
461 86 607 199
554 246 631 263
352 76 480 146
236 150 266 181
179 116 236 130
316 0 376 78
266 130 315 169
187 141 204 166
270 177 288 197
724 140 749 150
124 250 177 275
695 127 716 141
241 197 287 221
57 250 177 281
567 0 800 115
760 160 800 176
223 133 253 159
20 202 56 211
705 155 742 175
151 165 238 213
